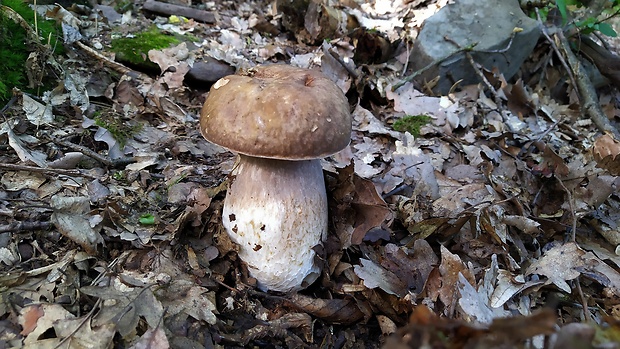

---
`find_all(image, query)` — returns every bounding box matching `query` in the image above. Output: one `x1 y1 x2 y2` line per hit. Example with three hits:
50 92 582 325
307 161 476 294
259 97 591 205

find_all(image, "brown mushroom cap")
200 64 351 160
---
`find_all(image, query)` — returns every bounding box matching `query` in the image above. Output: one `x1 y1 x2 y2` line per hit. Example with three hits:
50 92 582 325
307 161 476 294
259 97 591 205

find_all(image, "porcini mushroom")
200 64 351 292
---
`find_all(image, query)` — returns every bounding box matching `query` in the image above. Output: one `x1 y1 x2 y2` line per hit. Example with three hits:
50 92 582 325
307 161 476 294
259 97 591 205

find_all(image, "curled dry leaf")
593 134 620 175
580 252 620 297
458 256 509 325
0 121 48 167
331 163 392 247
384 305 557 348
382 241 438 295
351 175 393 244
531 143 570 178
22 93 54 126
501 214 541 235
288 293 364 325
50 195 104 255
239 313 313 345
427 245 475 317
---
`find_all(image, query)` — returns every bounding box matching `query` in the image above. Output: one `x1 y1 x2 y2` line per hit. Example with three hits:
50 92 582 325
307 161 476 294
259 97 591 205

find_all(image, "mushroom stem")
222 155 327 292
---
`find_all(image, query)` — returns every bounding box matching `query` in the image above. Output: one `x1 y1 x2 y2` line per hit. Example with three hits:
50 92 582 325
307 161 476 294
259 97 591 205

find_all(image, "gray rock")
410 0 540 95
186 57 235 84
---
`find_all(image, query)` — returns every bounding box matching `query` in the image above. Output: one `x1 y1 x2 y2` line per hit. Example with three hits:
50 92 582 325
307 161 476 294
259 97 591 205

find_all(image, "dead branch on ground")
555 31 620 138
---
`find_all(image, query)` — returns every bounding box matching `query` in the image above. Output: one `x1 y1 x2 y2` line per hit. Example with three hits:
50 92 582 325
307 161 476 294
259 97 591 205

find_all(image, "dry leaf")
354 258 408 297
129 327 170 349
50 195 104 255
526 242 584 293
288 293 364 325
351 175 392 244
593 134 620 175
434 245 475 316
54 317 116 349
19 304 44 336
458 255 509 324
20 304 73 344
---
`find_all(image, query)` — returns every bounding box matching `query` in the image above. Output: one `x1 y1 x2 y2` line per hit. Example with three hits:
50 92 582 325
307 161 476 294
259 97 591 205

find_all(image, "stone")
410 0 540 95
186 57 235 84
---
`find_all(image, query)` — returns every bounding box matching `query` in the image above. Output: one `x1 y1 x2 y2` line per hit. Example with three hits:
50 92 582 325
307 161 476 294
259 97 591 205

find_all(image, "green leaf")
556 0 568 23
139 214 156 225
596 22 618 37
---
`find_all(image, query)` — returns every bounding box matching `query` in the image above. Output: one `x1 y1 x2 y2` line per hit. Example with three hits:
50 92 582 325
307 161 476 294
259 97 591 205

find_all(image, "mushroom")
200 65 351 292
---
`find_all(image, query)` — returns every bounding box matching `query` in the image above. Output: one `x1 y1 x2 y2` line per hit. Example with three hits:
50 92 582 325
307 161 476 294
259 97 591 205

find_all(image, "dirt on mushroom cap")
200 64 352 160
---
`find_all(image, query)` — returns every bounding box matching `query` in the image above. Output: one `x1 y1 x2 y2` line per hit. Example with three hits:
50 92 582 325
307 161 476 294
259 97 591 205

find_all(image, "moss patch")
392 114 432 137
0 0 61 104
94 112 143 148
110 27 180 70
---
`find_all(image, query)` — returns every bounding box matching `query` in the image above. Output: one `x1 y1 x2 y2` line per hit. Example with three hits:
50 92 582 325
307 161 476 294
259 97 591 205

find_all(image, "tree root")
554 31 620 138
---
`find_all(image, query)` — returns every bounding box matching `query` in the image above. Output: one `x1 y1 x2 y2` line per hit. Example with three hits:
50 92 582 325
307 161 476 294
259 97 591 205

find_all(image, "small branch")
52 138 136 168
535 9 619 137
0 163 99 179
0 221 52 233
464 52 502 106
556 176 576 242
0 5 41 44
555 31 620 138
54 299 102 349
142 0 216 24
393 42 477 91
0 94 18 117
74 41 149 80
574 277 591 322
327 48 359 79
535 9 579 99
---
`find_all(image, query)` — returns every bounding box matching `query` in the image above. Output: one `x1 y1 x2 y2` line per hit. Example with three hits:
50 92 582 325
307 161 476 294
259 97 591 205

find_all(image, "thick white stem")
222 155 327 292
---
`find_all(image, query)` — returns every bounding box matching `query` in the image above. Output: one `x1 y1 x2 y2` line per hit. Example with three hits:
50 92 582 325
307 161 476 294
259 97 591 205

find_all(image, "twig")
555 176 576 242
574 277 591 322
91 252 129 286
54 298 102 349
555 176 588 320
0 94 18 118
142 0 216 23
0 5 41 43
555 31 620 138
74 41 149 80
52 138 136 168
327 48 359 79
392 42 478 91
464 51 502 106
0 221 52 233
535 9 579 99
534 117 562 143
402 39 411 76
0 163 98 179
441 36 502 103
536 8 620 138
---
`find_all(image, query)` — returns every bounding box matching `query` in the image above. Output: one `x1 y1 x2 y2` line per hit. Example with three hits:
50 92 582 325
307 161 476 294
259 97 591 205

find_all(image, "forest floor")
1 0 620 348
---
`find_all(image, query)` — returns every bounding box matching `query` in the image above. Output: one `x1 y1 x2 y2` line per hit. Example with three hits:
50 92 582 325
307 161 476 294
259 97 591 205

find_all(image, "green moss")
0 0 62 104
114 0 133 13
392 114 431 137
94 113 143 148
110 27 180 69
